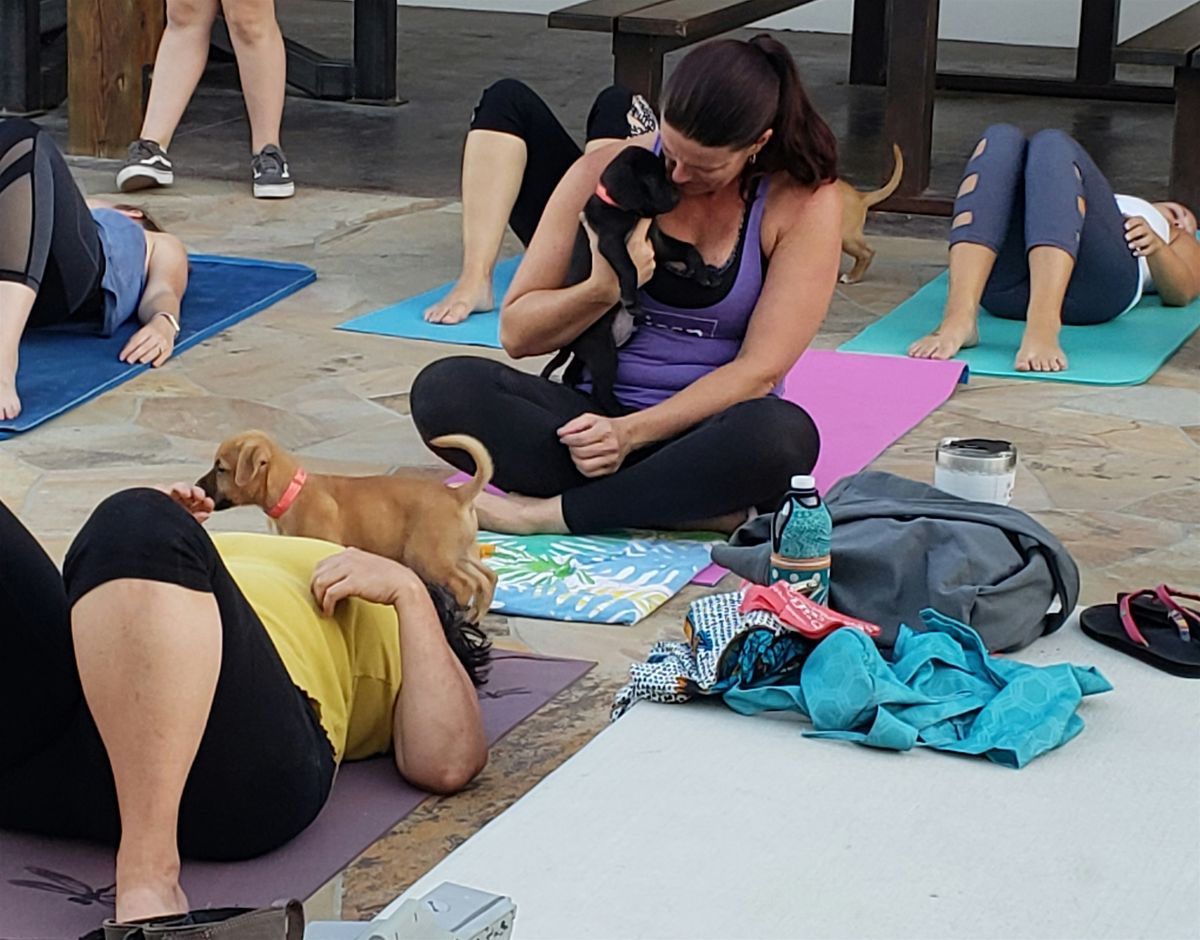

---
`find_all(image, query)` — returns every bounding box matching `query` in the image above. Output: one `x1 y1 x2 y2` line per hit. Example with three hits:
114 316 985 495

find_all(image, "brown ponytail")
661 34 838 189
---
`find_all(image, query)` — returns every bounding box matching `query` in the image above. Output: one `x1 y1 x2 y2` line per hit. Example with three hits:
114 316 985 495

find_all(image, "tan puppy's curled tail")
432 434 495 503
862 144 905 209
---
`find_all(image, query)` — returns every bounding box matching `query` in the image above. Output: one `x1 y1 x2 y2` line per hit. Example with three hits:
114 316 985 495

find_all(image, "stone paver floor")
7 167 1197 918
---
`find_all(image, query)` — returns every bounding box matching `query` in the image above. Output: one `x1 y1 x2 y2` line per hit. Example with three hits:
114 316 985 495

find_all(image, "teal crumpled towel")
723 609 1112 768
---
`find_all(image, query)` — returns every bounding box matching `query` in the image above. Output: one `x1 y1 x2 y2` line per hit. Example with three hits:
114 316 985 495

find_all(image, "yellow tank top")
211 532 403 764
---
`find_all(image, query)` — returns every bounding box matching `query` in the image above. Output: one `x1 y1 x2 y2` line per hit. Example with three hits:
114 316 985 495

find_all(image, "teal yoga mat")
839 271 1200 385
336 256 520 348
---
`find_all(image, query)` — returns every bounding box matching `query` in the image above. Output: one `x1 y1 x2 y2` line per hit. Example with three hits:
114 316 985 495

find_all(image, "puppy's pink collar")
594 181 620 208
268 468 307 519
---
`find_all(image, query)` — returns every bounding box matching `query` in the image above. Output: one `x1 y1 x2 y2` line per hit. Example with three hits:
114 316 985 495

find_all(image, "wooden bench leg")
849 0 888 86
1171 67 1200 211
67 0 163 157
613 32 667 107
353 0 398 102
1074 0 1118 85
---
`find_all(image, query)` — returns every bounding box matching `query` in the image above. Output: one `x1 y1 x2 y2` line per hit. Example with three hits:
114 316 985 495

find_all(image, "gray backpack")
712 471 1079 652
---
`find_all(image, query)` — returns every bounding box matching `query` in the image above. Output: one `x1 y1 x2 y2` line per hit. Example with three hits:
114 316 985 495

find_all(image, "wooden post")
67 0 164 157
1171 67 1200 212
883 0 939 198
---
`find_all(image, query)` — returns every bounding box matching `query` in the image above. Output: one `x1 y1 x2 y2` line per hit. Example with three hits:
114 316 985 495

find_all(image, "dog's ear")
234 442 270 487
600 151 639 207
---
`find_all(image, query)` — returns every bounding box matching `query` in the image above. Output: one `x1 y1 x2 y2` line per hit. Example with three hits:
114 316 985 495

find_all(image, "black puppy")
649 225 723 288
541 147 678 415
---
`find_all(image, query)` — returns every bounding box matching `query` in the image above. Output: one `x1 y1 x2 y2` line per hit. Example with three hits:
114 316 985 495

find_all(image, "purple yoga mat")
0 652 592 940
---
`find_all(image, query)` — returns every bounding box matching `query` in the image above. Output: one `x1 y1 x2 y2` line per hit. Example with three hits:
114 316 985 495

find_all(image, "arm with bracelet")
119 232 189 368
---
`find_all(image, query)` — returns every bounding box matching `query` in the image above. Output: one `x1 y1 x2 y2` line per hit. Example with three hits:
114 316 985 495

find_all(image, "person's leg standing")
222 0 293 198
118 0 221 192
909 123 1028 360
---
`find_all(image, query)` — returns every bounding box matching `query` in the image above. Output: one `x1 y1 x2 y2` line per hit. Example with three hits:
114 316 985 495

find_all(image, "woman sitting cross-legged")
909 123 1200 372
0 117 191 420
0 487 489 927
411 36 842 536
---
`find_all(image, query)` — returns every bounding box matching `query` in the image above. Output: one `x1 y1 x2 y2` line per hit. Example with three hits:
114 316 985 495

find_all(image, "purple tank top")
611 176 771 410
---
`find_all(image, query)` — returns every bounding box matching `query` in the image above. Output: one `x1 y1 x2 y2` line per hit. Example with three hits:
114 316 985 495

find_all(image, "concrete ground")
8 6 1199 923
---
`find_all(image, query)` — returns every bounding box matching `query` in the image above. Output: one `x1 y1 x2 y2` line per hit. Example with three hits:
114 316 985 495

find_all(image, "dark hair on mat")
112 204 166 233
424 580 492 686
660 34 838 192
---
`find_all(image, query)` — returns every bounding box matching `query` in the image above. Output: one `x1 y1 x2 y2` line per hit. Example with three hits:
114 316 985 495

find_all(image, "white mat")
379 616 1200 939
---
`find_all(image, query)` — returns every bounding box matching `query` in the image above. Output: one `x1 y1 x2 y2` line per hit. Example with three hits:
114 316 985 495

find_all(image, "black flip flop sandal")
1080 585 1200 678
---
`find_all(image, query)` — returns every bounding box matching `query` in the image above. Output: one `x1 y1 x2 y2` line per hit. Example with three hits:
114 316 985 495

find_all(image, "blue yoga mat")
1 255 315 438
335 256 520 348
840 270 1200 385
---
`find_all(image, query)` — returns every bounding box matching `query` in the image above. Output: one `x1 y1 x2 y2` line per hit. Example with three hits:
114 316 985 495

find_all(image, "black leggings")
0 489 335 860
469 79 656 245
0 117 106 328
411 357 820 532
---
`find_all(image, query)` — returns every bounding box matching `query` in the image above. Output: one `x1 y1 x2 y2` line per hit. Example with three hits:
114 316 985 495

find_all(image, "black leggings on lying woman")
0 490 335 859
0 118 109 328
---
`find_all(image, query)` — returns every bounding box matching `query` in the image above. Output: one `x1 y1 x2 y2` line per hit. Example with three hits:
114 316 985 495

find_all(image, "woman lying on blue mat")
0 487 489 926
0 118 191 420
909 123 1200 372
411 37 840 535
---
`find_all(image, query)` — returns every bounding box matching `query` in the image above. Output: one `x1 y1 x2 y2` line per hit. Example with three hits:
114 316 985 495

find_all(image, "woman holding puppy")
412 36 840 535
0 118 190 421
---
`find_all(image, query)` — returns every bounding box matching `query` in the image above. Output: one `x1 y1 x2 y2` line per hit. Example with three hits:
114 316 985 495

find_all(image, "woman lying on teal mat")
0 118 191 420
909 124 1200 373
411 37 841 537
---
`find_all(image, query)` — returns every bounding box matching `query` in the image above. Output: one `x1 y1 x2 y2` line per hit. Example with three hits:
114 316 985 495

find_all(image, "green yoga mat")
840 271 1200 385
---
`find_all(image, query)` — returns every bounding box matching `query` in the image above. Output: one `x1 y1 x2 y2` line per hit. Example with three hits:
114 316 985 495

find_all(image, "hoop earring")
749 152 758 165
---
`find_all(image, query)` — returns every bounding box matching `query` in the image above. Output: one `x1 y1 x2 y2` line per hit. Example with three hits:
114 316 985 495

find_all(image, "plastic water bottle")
768 474 832 604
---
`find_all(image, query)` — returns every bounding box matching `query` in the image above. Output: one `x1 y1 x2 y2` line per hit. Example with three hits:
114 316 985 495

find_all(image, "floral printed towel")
481 531 719 625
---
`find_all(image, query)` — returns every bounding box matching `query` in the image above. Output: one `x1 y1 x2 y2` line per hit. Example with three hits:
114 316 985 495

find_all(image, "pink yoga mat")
0 652 592 940
691 350 967 584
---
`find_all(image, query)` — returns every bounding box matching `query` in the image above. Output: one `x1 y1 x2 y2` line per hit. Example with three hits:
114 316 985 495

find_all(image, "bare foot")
424 277 495 324
0 381 20 421
1015 330 1068 372
115 879 188 924
908 314 979 360
475 491 567 535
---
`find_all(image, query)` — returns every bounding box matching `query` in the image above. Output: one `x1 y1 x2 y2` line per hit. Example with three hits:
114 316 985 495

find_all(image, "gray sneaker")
116 139 174 192
251 145 295 198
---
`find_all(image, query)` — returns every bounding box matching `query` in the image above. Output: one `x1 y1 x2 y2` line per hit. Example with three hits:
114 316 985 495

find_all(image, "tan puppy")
837 144 904 284
197 430 498 622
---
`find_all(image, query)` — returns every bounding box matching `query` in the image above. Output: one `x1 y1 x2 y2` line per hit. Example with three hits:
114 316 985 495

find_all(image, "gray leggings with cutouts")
949 124 1139 325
